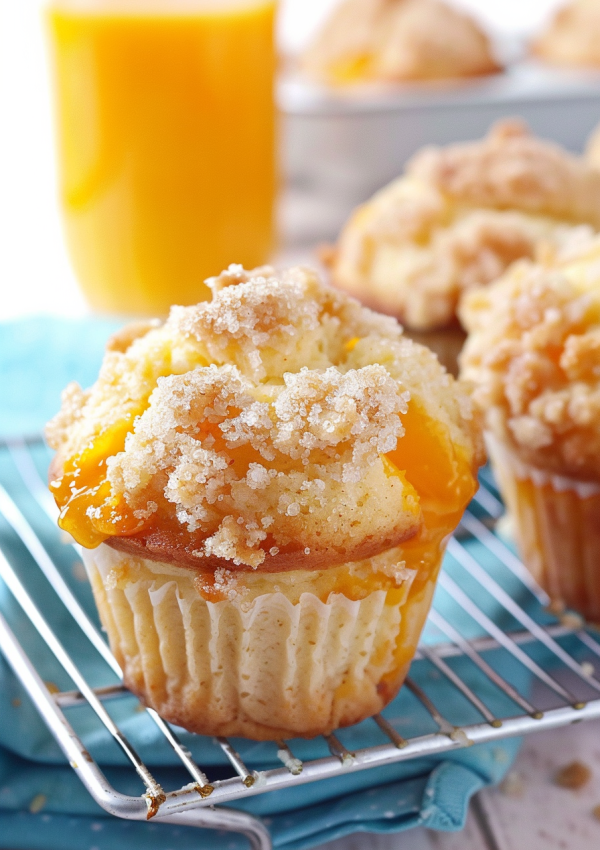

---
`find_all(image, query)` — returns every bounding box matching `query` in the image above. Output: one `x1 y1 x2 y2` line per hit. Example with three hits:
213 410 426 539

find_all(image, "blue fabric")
0 317 124 441
0 317 532 850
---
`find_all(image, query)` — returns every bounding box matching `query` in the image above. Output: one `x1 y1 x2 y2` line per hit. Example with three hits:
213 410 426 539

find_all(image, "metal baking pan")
279 62 600 242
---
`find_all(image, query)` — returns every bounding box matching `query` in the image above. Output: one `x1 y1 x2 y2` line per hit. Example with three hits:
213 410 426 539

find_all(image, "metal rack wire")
1 437 600 850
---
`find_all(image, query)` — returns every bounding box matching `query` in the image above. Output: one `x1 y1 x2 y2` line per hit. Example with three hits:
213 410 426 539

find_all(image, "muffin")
328 121 600 370
301 0 501 86
46 265 482 740
532 0 600 69
460 233 600 623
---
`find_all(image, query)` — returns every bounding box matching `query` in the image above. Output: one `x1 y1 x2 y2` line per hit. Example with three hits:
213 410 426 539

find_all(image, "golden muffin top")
460 232 600 482
408 120 600 225
330 121 600 330
532 0 600 68
47 265 482 572
301 0 499 85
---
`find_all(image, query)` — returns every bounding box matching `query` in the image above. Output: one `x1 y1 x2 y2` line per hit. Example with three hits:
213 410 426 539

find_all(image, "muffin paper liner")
487 435 600 623
83 544 436 739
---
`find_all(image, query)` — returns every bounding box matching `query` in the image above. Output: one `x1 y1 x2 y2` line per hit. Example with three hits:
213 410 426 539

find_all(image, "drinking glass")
47 0 277 315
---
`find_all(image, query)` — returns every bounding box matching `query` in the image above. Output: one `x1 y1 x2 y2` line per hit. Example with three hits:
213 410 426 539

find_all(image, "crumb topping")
48 265 480 570
499 771 525 798
460 233 600 480
331 121 600 330
409 121 600 226
192 543 417 605
553 760 592 790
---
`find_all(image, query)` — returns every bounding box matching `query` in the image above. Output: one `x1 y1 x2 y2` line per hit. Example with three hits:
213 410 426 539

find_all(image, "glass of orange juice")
47 0 277 316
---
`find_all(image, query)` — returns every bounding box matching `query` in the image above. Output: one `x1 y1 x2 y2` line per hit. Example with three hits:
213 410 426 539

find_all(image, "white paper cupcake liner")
82 544 436 739
487 434 600 623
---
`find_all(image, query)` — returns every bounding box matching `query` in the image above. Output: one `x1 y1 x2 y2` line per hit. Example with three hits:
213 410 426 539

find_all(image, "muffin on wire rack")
46 265 483 740
460 233 600 623
328 120 600 373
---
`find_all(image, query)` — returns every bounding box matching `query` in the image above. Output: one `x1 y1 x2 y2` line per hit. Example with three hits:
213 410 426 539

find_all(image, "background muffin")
330 120 600 333
532 0 600 69
301 0 500 85
47 265 483 739
460 233 600 622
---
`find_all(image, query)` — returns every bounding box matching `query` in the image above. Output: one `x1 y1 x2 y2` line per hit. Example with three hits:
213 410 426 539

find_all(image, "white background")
0 0 566 319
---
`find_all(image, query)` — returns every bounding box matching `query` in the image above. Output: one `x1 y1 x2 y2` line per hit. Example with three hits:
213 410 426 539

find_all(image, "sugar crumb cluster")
460 234 600 479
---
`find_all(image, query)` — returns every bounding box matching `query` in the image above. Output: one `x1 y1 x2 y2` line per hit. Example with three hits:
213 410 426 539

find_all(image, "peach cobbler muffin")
47 265 482 739
532 0 600 69
330 121 600 333
301 0 500 85
460 233 600 623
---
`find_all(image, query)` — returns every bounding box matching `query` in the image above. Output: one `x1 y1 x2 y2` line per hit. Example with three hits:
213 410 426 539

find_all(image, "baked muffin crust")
301 0 500 85
460 232 600 481
47 265 481 572
331 121 600 330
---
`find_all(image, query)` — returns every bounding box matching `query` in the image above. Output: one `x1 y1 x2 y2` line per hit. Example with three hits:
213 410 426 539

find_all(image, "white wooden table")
318 719 600 850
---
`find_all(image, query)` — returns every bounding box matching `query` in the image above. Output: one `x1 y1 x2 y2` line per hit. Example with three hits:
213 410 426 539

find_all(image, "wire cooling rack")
1 438 600 850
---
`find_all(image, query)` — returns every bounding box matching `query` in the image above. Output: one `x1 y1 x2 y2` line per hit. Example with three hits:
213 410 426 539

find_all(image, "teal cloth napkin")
0 317 124 440
0 317 530 850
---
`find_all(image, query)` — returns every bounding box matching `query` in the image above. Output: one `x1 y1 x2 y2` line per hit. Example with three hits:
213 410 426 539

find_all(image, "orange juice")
47 0 277 315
